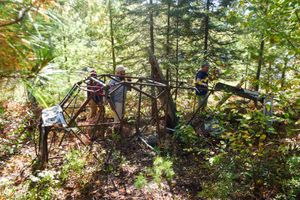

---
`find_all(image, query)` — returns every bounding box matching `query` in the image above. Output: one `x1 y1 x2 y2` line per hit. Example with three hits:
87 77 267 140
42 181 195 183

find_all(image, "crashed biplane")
38 73 273 167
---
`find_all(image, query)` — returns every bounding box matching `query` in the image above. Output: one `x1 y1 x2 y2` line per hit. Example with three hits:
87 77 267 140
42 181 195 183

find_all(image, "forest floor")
0 101 205 200
2 84 299 199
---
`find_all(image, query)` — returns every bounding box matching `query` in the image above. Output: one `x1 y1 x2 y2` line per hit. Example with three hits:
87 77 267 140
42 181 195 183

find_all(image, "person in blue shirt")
195 63 210 109
109 65 131 122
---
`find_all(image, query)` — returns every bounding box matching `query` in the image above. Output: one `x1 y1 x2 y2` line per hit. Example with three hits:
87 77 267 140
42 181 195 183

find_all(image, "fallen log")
216 79 245 107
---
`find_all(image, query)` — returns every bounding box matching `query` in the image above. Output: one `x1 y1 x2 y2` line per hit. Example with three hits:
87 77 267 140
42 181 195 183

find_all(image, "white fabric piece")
42 105 67 127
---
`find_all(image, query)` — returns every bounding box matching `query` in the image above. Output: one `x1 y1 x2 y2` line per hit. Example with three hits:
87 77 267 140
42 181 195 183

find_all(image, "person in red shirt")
87 69 105 122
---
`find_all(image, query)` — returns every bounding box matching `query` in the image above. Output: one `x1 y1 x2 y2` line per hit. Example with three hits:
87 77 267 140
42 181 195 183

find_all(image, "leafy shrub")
134 156 175 189
198 109 300 199
134 173 148 189
26 170 59 200
280 156 300 199
174 123 197 145
150 156 175 184
59 150 86 183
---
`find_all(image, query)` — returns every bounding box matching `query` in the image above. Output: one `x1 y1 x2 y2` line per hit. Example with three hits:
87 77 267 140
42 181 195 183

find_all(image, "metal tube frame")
40 73 255 164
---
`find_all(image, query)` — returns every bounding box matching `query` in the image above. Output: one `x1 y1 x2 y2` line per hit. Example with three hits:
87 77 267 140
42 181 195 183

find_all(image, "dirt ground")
0 101 207 199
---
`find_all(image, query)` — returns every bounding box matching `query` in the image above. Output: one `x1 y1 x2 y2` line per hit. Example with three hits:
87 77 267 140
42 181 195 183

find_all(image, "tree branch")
0 6 31 27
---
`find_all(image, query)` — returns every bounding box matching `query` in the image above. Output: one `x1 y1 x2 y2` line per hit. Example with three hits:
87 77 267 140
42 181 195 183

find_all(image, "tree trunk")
149 0 155 55
267 61 272 93
149 0 156 116
174 1 180 100
149 53 178 128
63 35 67 62
245 62 248 89
255 38 265 92
165 0 171 78
203 0 210 61
108 0 116 73
255 1 268 92
63 32 70 83
281 59 288 89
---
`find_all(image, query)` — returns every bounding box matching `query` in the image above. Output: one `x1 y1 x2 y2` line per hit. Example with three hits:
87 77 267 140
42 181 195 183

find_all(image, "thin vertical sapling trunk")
108 0 116 73
149 0 156 116
174 0 180 100
203 0 210 61
281 58 288 89
255 37 265 92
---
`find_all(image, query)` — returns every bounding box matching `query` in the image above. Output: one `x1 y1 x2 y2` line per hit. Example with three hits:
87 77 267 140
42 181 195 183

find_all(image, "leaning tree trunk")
149 53 178 128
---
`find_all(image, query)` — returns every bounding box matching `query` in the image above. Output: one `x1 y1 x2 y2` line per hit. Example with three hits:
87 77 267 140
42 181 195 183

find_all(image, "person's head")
90 69 97 77
201 63 210 73
116 65 126 77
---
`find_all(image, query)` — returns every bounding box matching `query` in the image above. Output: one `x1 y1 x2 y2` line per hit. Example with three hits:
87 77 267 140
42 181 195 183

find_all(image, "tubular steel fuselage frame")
38 74 267 166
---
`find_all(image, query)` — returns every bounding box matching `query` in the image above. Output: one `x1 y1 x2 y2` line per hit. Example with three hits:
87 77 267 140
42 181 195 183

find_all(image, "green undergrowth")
173 100 300 199
134 156 175 189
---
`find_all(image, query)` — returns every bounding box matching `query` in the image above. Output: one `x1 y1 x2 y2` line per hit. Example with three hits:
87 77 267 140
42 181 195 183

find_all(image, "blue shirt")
195 71 208 96
109 77 128 103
